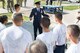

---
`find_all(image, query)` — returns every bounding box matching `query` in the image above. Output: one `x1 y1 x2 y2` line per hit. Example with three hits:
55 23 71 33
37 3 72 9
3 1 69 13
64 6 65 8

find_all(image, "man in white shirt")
66 25 80 53
0 13 32 53
53 12 66 53
12 4 21 18
0 15 8 32
36 17 57 53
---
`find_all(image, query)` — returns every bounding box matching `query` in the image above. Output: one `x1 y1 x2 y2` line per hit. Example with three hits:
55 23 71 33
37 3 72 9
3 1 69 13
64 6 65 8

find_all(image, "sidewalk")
0 8 8 13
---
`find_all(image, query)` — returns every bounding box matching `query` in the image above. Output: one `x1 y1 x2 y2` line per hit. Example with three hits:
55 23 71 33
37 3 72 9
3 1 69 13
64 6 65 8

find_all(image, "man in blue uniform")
29 1 48 40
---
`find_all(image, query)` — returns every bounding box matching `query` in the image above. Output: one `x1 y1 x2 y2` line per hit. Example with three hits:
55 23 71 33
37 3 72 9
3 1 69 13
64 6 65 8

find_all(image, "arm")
29 9 34 21
53 27 59 43
26 33 33 53
41 9 49 17
0 30 5 53
26 48 28 53
0 42 4 53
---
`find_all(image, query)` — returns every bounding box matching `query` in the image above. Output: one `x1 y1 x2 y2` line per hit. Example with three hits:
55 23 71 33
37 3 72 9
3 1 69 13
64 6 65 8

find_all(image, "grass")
63 5 80 10
34 0 80 10
34 0 71 4
0 13 29 21
0 13 12 20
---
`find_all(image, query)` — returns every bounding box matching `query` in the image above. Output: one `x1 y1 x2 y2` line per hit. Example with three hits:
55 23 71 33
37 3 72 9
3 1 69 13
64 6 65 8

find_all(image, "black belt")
56 44 65 47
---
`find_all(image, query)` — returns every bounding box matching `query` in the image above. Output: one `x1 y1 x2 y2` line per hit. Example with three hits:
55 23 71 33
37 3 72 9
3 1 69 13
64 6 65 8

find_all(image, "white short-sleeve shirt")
36 31 57 53
53 24 66 45
0 25 32 53
12 11 17 19
0 22 6 32
66 42 80 53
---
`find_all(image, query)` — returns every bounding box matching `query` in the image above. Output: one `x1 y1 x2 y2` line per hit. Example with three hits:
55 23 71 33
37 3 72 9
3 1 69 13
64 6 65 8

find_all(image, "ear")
40 23 43 28
69 34 72 38
66 31 71 40
4 21 7 24
40 23 42 27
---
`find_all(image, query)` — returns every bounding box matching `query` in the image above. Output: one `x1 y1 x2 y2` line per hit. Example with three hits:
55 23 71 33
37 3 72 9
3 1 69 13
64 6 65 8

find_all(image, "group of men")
0 0 27 12
0 1 80 53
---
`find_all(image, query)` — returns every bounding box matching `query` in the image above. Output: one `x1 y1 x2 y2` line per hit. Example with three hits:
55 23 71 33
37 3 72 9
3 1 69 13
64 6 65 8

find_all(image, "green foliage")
0 13 29 21
0 13 12 20
34 0 41 2
63 5 80 10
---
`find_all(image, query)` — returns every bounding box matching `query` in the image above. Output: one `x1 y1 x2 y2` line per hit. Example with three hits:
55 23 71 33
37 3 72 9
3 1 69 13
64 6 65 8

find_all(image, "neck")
71 38 78 44
13 23 21 27
36 7 40 8
1 23 5 25
58 21 63 25
15 10 19 12
43 28 50 32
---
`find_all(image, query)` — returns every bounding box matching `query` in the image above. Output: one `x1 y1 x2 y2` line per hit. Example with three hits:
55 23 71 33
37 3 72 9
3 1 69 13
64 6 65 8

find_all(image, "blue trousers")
54 44 65 53
33 21 42 40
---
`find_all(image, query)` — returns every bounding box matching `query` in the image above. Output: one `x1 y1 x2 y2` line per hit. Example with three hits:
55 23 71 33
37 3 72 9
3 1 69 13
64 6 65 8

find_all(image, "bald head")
29 40 47 53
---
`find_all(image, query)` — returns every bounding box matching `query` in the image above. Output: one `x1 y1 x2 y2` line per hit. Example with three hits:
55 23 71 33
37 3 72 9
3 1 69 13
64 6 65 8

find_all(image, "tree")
24 0 27 7
17 0 27 7
0 0 5 9
57 0 62 6
7 0 14 13
17 0 23 7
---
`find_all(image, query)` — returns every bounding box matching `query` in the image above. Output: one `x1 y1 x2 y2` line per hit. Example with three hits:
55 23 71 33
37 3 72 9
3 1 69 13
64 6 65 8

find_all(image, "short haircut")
29 40 47 53
55 12 63 20
0 15 8 24
67 25 80 38
43 14 49 18
14 4 20 10
13 13 23 21
35 1 40 5
41 17 50 28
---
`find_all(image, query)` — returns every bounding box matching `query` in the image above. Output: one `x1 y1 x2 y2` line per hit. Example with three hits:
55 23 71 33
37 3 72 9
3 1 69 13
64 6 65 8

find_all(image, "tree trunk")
7 0 14 13
0 0 5 9
57 0 62 6
17 0 23 7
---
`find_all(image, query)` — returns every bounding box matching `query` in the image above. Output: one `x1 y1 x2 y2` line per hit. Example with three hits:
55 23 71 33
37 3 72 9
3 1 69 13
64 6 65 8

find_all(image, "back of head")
67 25 80 39
0 15 8 24
41 17 50 28
12 13 23 26
29 40 47 53
55 12 62 20
14 4 20 10
13 13 23 21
